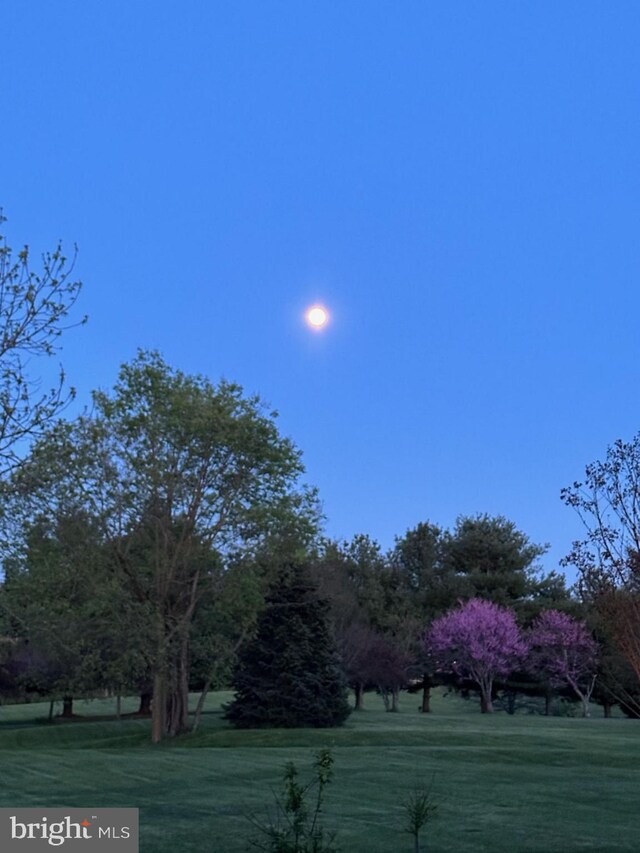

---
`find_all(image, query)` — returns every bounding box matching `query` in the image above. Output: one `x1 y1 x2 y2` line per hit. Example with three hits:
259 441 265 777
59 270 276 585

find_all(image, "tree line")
1 212 640 740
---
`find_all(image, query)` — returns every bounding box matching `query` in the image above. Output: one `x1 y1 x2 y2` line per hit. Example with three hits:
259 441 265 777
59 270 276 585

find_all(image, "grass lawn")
0 690 637 852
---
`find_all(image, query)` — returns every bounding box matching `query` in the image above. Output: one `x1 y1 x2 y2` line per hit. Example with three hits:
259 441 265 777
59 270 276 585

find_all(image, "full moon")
305 304 330 330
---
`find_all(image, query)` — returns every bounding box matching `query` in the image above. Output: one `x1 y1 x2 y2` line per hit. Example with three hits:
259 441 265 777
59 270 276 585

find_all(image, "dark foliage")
225 565 351 728
442 514 547 608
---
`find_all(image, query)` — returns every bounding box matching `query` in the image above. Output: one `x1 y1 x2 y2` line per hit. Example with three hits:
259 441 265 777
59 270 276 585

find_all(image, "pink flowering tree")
427 598 527 713
528 610 598 717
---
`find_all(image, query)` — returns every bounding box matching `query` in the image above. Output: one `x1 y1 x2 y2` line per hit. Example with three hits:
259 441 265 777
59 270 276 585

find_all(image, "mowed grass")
0 690 637 852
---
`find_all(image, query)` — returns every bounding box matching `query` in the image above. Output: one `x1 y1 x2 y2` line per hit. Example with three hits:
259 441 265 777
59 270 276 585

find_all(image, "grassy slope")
0 691 637 852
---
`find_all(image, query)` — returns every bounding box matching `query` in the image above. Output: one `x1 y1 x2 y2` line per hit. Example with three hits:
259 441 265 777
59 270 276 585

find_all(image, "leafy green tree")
225 564 351 728
10 352 316 741
336 534 390 630
0 511 143 714
391 523 447 602
189 555 264 731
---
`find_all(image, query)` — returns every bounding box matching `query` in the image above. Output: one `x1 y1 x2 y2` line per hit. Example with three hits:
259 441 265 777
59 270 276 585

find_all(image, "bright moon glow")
305 305 330 329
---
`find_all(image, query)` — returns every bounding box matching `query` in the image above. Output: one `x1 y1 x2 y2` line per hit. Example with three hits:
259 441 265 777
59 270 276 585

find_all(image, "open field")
0 690 637 852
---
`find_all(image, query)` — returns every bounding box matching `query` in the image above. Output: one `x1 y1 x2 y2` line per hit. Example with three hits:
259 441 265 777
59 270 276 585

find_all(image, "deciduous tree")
0 211 85 473
528 610 598 717
427 598 527 713
10 352 315 741
562 435 640 695
0 511 144 715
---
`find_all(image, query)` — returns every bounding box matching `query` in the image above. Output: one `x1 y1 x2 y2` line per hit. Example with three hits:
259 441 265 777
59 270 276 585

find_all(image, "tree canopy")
442 514 548 608
428 598 528 713
528 610 598 717
6 351 318 741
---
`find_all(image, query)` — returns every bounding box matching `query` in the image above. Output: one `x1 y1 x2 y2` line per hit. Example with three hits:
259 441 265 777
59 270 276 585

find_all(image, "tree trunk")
151 672 166 744
569 675 595 718
179 638 190 731
166 689 179 737
166 687 189 736
138 690 152 715
116 694 122 720
480 692 493 713
48 700 55 723
544 691 552 716
380 688 390 711
603 701 613 718
61 696 74 717
152 624 171 741
390 687 399 712
354 682 365 711
421 678 431 713
192 679 211 732
166 635 191 736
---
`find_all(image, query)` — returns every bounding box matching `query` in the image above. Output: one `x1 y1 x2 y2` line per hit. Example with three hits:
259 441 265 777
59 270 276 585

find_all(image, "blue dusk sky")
2 2 640 580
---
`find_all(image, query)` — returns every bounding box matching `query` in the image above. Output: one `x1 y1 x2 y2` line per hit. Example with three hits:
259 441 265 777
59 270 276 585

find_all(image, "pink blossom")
528 610 598 716
427 598 527 713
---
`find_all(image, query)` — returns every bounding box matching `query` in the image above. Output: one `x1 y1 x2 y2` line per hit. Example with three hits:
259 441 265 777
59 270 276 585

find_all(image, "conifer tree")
225 564 351 728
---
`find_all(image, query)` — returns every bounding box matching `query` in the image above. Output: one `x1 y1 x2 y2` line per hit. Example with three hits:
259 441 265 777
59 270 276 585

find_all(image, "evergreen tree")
442 514 547 609
225 565 351 728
